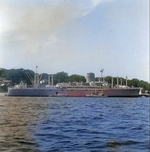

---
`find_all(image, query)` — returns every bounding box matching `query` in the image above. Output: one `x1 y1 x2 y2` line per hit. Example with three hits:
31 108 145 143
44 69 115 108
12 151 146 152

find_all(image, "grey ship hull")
104 88 140 97
7 87 140 97
7 87 65 97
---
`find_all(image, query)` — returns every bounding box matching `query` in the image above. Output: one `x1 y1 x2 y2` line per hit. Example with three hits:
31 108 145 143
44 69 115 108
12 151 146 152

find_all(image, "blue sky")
0 0 149 81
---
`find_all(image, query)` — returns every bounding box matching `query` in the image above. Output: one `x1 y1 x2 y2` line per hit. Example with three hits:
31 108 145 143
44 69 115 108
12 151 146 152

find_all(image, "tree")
127 80 132 87
138 80 150 91
69 75 86 82
0 68 150 91
104 76 112 83
0 68 34 85
1 85 8 92
95 77 99 81
53 72 69 84
131 78 139 87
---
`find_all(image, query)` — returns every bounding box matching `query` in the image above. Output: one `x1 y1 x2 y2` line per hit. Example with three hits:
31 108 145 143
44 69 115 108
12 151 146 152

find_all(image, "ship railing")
25 85 34 88
64 86 109 90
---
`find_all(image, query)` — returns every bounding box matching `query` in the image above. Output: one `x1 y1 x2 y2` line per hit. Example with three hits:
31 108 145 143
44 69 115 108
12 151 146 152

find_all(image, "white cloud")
92 0 102 7
0 0 148 82
73 0 103 17
0 0 105 56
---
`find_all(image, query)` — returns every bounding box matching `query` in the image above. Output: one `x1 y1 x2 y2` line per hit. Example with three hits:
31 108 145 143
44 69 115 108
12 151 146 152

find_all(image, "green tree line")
0 68 149 92
0 69 86 91
103 76 150 91
0 68 34 85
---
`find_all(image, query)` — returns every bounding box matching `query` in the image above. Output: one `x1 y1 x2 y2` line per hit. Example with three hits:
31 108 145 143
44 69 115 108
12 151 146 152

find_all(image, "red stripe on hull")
65 90 104 97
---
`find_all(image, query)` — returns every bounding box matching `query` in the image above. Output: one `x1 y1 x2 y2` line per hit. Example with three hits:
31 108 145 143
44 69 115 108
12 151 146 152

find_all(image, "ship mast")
100 68 104 82
34 66 40 87
48 74 54 86
26 72 34 85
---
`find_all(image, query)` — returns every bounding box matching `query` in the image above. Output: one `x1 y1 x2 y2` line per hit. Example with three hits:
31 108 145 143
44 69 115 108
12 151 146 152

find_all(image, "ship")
7 71 140 97
55 71 140 97
7 73 65 97
7 81 65 97
55 81 108 97
106 88 140 97
55 81 140 97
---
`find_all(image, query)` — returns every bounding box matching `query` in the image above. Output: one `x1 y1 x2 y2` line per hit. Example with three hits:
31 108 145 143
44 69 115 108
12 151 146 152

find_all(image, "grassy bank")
0 88 6 93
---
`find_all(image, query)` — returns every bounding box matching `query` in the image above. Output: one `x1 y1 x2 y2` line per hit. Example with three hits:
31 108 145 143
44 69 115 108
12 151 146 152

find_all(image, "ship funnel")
86 73 95 83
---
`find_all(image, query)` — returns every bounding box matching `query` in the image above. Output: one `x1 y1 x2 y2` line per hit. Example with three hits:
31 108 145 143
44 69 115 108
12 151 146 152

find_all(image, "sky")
0 0 149 82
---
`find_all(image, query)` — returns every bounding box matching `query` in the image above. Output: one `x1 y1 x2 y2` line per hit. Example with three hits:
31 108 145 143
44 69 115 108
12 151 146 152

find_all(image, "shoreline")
0 93 7 96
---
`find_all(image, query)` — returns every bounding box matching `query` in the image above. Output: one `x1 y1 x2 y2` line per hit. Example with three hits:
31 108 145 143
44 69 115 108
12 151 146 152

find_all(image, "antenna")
100 68 104 82
36 66 38 73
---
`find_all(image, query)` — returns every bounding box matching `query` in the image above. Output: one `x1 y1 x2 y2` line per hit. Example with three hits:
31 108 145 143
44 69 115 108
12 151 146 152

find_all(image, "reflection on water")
0 95 149 152
0 96 50 152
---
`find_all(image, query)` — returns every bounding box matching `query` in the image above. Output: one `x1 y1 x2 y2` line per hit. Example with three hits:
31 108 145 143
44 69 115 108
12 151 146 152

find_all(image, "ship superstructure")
7 72 65 97
56 72 140 97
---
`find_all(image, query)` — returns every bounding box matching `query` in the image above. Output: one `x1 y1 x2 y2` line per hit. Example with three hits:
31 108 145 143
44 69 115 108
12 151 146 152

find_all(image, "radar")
100 68 104 73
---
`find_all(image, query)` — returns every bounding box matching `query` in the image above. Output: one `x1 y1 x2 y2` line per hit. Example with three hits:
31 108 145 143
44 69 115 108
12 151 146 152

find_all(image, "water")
0 94 149 152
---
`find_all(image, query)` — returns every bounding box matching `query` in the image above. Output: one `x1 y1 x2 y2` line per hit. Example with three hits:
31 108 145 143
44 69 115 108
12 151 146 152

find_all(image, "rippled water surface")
0 93 149 152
